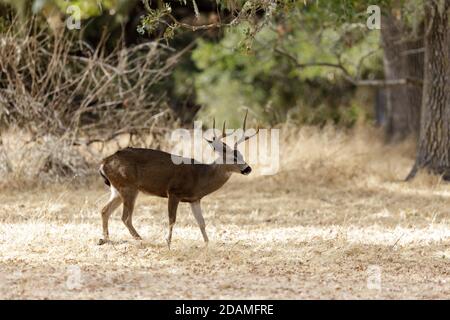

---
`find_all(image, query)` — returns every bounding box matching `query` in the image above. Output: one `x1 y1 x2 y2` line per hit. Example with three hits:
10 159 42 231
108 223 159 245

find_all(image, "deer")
97 110 258 247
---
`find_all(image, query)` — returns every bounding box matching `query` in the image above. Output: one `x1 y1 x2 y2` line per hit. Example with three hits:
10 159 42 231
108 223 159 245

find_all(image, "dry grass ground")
0 126 449 299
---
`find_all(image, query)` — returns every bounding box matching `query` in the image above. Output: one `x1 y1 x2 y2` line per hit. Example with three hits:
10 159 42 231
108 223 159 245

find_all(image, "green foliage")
0 0 133 21
33 0 122 18
189 7 383 126
137 1 173 36
156 0 385 126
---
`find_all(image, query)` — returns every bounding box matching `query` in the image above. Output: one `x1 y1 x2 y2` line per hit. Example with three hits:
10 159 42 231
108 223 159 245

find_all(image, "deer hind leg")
166 194 179 250
120 189 142 241
190 201 209 245
98 186 122 245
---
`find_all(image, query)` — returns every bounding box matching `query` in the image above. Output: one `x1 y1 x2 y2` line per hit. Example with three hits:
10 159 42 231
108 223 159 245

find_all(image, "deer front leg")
166 194 179 249
190 200 209 245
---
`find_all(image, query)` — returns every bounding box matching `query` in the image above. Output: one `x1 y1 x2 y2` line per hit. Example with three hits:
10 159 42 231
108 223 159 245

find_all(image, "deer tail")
99 164 111 187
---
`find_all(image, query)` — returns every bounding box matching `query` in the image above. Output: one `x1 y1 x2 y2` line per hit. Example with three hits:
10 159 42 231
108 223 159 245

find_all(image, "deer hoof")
97 238 109 246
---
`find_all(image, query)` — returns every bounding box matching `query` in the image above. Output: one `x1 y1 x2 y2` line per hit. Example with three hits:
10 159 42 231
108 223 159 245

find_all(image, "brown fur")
102 148 234 202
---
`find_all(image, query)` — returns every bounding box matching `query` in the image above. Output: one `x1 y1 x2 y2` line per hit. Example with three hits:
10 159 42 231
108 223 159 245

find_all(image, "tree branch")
273 47 423 87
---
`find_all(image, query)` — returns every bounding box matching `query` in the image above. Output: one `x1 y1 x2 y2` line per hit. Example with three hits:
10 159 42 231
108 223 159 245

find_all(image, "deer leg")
166 194 179 249
190 201 209 245
98 186 122 245
121 189 142 241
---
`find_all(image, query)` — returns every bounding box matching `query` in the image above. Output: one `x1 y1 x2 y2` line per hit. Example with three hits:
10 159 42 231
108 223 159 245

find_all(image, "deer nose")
241 166 252 175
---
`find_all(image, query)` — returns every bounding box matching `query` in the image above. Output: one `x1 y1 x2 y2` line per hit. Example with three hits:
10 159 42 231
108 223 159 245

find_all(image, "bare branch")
273 47 423 87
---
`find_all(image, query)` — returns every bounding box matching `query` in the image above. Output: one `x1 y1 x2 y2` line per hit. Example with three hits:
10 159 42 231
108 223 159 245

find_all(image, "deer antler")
212 117 234 141
234 109 259 148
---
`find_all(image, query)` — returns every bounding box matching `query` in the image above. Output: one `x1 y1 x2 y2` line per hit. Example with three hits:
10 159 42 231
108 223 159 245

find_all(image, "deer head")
205 110 259 175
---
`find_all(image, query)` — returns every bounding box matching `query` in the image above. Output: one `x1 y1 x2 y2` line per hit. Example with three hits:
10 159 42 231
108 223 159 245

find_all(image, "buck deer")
97 111 258 247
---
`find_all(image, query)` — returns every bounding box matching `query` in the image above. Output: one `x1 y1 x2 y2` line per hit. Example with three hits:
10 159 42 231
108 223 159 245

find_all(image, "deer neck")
200 163 234 196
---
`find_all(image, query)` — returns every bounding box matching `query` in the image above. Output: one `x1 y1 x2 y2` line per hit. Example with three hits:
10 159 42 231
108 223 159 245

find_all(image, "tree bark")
407 0 450 180
404 25 425 138
381 13 424 142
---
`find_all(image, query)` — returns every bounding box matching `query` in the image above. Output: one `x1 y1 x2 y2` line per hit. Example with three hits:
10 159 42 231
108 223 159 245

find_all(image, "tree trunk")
407 0 450 180
381 13 424 142
404 24 425 138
